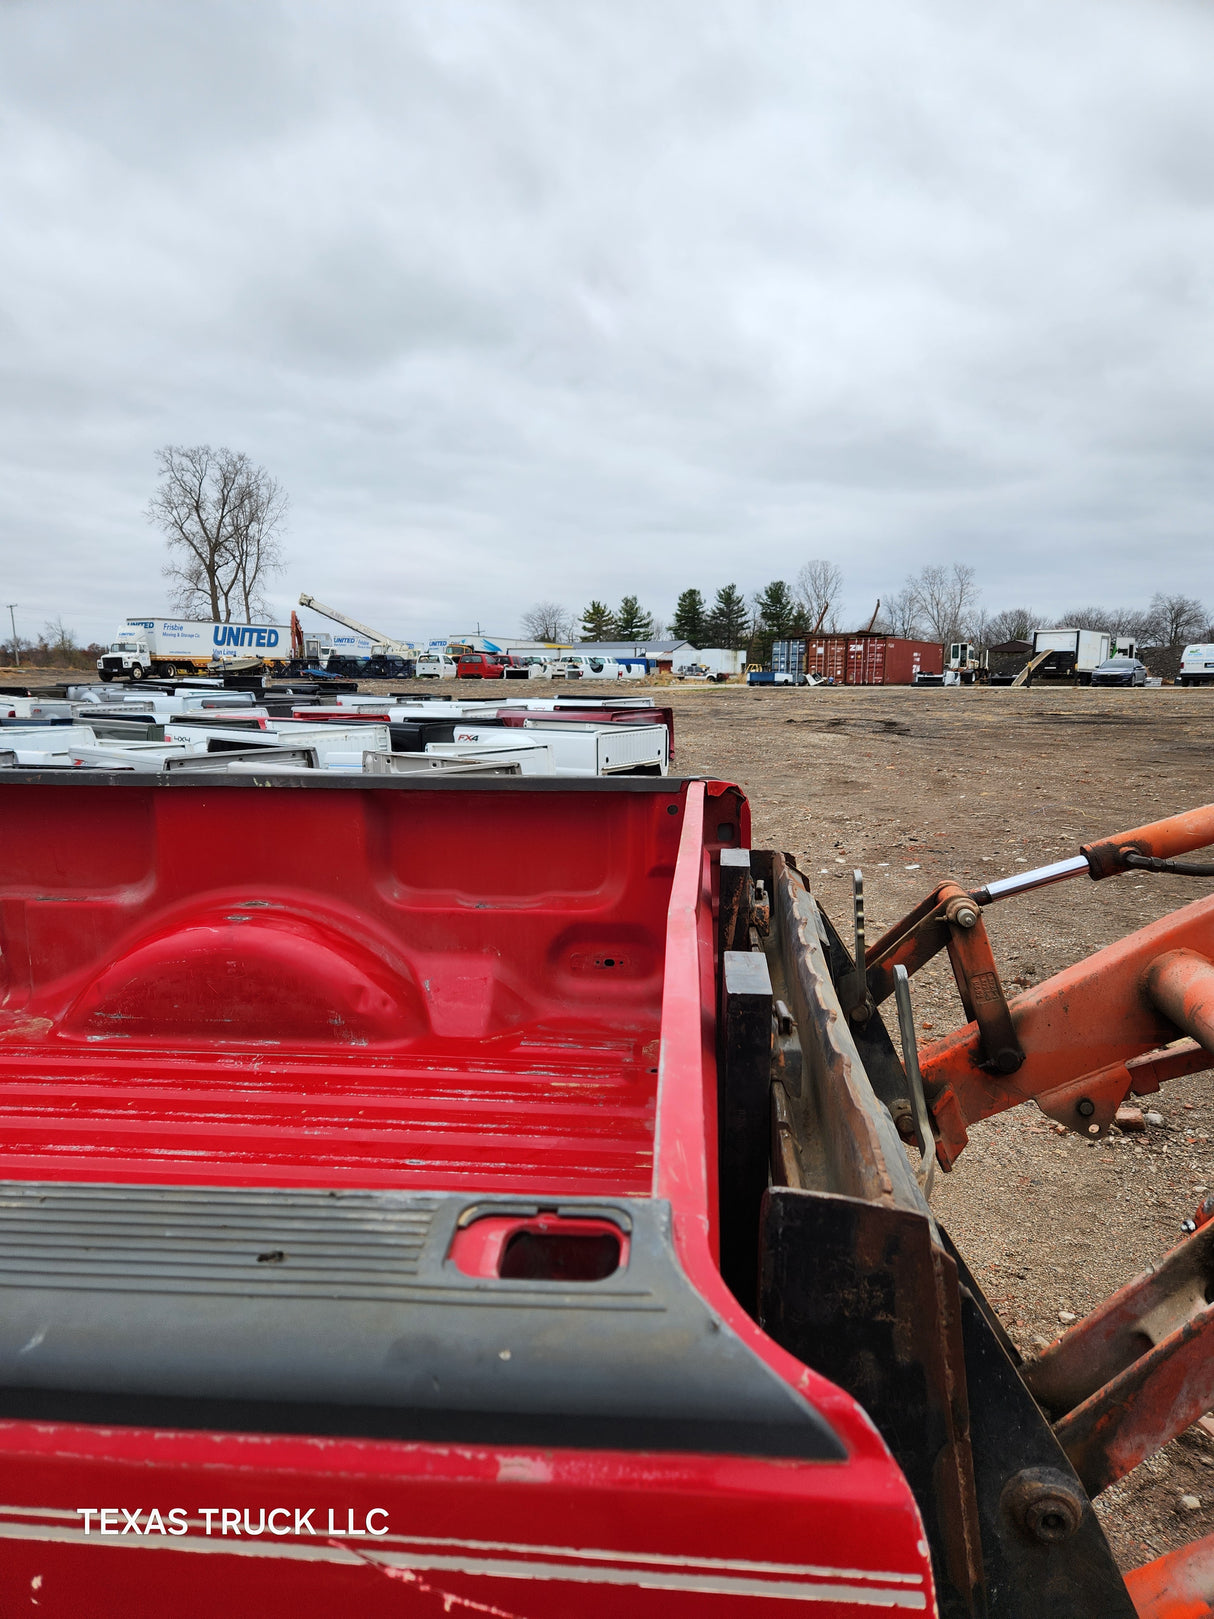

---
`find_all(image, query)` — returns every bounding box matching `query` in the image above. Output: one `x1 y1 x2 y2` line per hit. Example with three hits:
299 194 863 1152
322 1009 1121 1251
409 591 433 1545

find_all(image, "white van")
1178 645 1214 687
415 654 459 680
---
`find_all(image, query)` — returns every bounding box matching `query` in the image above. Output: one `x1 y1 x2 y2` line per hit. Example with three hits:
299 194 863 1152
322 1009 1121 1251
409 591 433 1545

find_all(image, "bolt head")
1002 1469 1085 1544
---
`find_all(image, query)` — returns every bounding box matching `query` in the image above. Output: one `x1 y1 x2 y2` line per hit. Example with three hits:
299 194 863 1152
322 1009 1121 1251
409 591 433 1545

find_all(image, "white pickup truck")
415 654 459 680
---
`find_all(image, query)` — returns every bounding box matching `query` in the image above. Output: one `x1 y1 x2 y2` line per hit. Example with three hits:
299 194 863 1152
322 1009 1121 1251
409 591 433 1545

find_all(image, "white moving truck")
1029 628 1112 685
97 619 294 682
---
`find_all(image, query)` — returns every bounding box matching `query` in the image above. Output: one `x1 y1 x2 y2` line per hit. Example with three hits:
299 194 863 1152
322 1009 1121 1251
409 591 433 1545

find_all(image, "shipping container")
772 636 943 685
770 640 806 678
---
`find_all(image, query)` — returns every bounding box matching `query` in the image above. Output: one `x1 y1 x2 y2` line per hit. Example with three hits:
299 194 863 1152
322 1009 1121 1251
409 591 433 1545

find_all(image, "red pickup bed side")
0 773 933 1617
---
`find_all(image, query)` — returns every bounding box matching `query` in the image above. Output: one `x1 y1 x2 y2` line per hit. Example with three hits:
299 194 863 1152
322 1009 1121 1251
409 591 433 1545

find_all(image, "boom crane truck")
296 592 416 678
0 764 1213 1618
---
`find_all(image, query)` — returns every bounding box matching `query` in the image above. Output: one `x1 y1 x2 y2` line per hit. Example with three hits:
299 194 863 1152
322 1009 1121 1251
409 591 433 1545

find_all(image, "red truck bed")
0 773 933 1617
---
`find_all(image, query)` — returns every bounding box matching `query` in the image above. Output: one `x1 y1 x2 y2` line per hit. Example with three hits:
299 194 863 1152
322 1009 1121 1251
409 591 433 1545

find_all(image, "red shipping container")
804 635 942 685
805 637 847 683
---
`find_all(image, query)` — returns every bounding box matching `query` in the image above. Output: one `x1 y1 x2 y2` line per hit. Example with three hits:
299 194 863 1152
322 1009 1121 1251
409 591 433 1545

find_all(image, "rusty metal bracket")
760 1189 1135 1617
865 879 1024 1076
839 869 875 1024
1025 1220 1214 1500
718 846 753 958
945 907 1025 1076
864 880 962 1005
760 1189 985 1614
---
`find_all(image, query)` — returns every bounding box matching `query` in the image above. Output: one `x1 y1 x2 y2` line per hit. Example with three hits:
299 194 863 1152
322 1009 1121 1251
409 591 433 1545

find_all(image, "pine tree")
753 581 797 638
671 588 706 646
705 583 749 650
748 580 799 666
614 595 655 639
580 600 616 641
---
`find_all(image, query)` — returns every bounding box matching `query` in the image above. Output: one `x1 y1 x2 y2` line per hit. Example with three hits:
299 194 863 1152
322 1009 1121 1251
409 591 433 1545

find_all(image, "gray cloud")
1 0 1213 646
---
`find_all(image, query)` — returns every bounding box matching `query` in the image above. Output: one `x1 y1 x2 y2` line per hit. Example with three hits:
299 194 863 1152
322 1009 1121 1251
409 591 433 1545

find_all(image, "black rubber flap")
0 1182 842 1457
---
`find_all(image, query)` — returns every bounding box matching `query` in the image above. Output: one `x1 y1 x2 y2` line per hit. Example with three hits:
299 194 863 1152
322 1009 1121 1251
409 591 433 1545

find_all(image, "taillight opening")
449 1212 629 1280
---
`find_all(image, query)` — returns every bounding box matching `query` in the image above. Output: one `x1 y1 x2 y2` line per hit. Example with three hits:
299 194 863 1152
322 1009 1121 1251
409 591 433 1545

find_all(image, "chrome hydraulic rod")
972 802 1214 905
972 854 1091 906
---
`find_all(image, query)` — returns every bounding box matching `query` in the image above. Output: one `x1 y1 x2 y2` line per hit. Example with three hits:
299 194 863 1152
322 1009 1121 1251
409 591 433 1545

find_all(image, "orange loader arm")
858 802 1214 1167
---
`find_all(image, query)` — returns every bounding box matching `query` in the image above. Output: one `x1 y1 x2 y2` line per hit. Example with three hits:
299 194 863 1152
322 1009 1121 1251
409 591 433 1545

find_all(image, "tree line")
1 616 106 670
521 562 848 654
520 560 1214 678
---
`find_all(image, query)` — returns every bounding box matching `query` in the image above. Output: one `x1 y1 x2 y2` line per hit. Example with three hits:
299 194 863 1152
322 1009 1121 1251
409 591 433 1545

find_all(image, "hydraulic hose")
1123 853 1214 877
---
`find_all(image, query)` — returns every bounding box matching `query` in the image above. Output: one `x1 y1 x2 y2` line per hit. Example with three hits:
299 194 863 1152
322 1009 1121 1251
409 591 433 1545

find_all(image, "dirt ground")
664 678 1214 1572
13 668 1214 1569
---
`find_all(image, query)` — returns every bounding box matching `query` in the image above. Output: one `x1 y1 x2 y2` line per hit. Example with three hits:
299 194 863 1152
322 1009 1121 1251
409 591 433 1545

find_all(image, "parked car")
415 654 458 680
1178 644 1214 686
457 652 514 680
1091 656 1148 688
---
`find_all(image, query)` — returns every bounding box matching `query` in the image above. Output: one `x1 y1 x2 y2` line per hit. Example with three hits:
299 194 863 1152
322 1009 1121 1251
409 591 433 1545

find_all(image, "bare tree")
904 563 980 644
1140 592 1206 650
1055 604 1108 631
979 606 1045 645
1056 604 1149 638
148 445 287 622
794 560 844 632
520 600 575 641
42 616 79 659
881 584 922 638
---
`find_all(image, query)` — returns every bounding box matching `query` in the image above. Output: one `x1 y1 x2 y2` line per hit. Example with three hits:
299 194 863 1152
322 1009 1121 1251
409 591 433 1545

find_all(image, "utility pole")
5 604 17 668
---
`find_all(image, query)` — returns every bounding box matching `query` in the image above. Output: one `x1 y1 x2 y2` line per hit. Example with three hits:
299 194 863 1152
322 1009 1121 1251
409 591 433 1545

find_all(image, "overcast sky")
2 0 1213 646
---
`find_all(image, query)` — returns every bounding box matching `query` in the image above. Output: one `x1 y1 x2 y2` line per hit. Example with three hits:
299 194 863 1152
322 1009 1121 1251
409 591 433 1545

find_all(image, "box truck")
97 619 294 682
1028 628 1112 684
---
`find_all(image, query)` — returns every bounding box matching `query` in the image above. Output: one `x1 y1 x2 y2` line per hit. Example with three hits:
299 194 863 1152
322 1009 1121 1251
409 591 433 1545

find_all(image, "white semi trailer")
97 619 294 682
